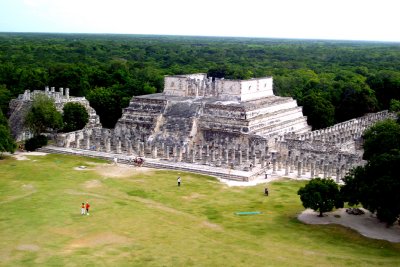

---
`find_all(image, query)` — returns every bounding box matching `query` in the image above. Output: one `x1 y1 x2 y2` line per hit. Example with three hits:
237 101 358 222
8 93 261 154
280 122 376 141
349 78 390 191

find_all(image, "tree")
0 84 12 115
342 151 400 225
389 99 400 112
301 92 335 130
62 102 89 132
24 94 63 136
0 109 16 157
87 87 128 128
298 178 343 217
362 119 400 160
341 119 400 225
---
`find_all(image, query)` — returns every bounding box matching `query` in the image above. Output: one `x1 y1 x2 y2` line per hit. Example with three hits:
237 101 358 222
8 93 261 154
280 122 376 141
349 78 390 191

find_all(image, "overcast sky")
0 0 399 42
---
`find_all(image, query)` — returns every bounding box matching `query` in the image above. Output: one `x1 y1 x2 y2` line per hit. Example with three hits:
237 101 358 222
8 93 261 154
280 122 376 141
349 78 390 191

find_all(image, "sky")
0 0 399 42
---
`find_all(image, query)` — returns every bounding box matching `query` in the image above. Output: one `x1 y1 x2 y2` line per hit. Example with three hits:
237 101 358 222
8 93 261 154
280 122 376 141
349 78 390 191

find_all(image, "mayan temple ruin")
9 74 395 181
8 86 101 141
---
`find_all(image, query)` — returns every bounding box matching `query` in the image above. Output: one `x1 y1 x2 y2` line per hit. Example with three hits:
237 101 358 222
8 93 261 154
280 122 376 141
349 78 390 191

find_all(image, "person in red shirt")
85 202 90 215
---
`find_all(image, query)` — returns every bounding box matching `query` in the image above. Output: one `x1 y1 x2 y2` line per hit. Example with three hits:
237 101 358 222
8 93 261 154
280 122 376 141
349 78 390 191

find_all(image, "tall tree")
342 119 400 225
362 119 400 160
342 151 400 225
62 102 89 132
0 109 16 157
301 92 335 130
87 87 128 128
298 178 343 217
24 94 63 136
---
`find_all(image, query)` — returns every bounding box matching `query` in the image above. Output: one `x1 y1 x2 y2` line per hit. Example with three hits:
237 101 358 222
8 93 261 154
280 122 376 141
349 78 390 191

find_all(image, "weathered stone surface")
8 88 101 141
12 74 395 182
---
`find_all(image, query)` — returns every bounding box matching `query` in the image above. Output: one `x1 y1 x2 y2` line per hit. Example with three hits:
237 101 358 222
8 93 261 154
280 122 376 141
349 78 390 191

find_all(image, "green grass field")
0 154 399 266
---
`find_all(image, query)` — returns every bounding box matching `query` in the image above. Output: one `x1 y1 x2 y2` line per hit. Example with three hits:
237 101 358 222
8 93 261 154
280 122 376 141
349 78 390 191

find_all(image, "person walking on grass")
177 176 181 187
85 202 90 215
81 202 86 215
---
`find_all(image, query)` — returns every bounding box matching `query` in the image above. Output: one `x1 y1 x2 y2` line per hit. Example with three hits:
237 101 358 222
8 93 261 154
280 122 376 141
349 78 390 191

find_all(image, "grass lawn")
0 153 399 266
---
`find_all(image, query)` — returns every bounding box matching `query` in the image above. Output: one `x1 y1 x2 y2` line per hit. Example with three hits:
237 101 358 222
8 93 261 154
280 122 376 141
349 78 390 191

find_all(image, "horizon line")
1 31 399 44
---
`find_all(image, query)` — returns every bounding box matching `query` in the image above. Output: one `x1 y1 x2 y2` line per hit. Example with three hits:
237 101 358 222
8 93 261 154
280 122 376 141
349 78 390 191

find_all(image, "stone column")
106 138 111 152
225 149 229 165
75 135 80 149
173 145 178 161
177 146 183 162
95 138 101 151
272 158 277 174
116 139 122 154
152 146 158 158
323 164 328 178
65 88 70 99
238 150 242 165
310 162 315 178
127 140 133 155
192 148 196 163
277 154 282 171
336 167 340 183
64 134 70 148
289 158 294 173
198 145 203 161
297 161 302 178
285 160 289 175
166 146 170 160
85 135 90 150
136 140 141 154
245 148 249 163
231 147 236 162
137 143 143 157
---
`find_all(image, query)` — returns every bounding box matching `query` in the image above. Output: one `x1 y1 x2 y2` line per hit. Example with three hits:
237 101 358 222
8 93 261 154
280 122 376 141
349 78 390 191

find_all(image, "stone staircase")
149 100 202 146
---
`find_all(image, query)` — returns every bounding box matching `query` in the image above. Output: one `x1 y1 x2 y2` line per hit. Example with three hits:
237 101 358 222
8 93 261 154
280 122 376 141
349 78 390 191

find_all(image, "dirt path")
298 208 400 243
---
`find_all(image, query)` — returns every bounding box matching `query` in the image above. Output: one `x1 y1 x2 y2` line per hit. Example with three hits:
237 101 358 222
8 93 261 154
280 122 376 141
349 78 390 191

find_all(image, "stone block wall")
8 87 101 141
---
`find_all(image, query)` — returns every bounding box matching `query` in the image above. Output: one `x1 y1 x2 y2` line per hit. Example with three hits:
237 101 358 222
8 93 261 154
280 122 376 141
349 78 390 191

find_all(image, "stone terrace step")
38 146 253 181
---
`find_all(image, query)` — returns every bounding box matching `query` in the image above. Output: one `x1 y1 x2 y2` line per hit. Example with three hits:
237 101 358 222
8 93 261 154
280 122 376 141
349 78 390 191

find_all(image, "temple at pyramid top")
163 73 274 102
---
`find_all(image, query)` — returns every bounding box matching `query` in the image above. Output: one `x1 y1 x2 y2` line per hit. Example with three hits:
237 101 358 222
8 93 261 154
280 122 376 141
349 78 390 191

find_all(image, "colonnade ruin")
10 74 396 181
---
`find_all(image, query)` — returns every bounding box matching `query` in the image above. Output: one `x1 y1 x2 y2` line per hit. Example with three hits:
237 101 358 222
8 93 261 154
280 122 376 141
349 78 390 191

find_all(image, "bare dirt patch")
67 232 130 249
84 180 102 188
0 184 36 205
16 244 40 251
182 193 204 200
298 208 400 243
64 189 108 199
94 164 152 178
201 221 223 231
11 151 47 161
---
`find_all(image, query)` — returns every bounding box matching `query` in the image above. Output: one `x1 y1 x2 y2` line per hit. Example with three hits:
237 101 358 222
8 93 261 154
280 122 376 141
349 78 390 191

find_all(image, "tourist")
85 202 90 215
113 157 118 165
264 188 269 196
177 176 181 187
81 202 86 215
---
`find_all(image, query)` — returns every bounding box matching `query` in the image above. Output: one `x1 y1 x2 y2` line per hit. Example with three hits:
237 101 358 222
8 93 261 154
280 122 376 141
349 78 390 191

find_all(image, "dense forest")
0 33 399 129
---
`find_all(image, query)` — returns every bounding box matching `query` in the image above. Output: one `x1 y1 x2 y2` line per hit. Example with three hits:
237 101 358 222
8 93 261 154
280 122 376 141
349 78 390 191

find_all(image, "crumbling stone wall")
8 87 101 141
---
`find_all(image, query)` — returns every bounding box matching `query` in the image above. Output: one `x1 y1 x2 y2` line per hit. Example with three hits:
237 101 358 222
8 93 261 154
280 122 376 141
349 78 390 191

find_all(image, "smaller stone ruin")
8 86 101 141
